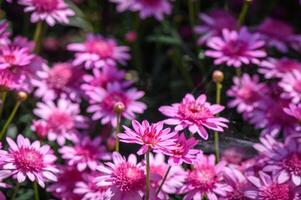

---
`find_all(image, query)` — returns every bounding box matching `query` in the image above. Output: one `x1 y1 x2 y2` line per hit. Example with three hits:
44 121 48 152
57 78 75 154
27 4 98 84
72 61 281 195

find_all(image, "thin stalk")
156 166 171 195
10 182 20 200
33 182 39 200
235 68 242 77
33 21 44 53
188 0 195 28
0 91 7 120
214 82 222 162
115 113 121 152
145 150 150 200
237 0 252 29
0 100 21 140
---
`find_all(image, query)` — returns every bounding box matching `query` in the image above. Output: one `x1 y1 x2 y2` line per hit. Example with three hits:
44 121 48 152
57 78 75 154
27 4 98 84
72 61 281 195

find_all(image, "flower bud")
113 102 125 114
17 91 28 101
212 70 224 83
106 136 116 151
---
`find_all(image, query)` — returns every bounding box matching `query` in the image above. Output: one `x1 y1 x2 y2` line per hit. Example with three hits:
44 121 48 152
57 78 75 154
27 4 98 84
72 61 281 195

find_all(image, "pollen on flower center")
47 111 74 130
88 40 114 58
283 153 301 176
179 102 213 120
189 166 217 191
260 184 290 200
48 65 73 89
13 148 44 171
33 0 59 11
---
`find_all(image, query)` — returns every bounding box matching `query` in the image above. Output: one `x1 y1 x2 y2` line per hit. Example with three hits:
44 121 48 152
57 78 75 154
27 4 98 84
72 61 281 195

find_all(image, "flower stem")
145 150 150 200
33 21 44 53
237 0 252 29
156 166 171 195
33 182 39 200
0 100 21 140
214 82 222 162
10 182 20 200
115 113 121 152
0 91 7 120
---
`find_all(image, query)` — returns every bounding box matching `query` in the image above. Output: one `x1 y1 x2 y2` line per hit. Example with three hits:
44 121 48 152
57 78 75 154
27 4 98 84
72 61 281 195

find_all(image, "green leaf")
146 35 181 45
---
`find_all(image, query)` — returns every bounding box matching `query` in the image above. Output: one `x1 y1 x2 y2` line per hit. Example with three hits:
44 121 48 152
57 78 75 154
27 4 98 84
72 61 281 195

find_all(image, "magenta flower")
168 133 200 165
86 82 146 127
96 152 146 200
284 103 301 123
205 28 266 67
254 135 301 186
68 34 130 69
119 120 177 155
227 74 268 113
246 171 301 199
195 9 237 45
0 135 59 187
260 58 301 79
59 136 111 171
0 20 10 46
18 0 75 26
31 62 84 101
33 98 87 145
181 153 232 200
159 93 228 140
0 70 20 91
149 153 186 200
279 70 301 104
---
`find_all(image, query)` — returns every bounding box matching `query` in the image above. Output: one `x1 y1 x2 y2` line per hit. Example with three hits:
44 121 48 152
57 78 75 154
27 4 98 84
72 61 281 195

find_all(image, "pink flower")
260 58 301 79
18 0 75 26
284 103 301 122
227 73 268 113
205 28 266 67
195 9 237 45
181 153 232 200
59 136 111 171
96 152 146 200
221 147 248 165
31 62 84 101
33 98 87 145
254 135 301 186
279 70 301 104
119 120 177 155
0 20 10 46
246 171 301 199
31 120 49 138
168 133 200 165
159 93 228 140
149 153 186 200
86 82 146 127
0 135 59 187
0 70 20 91
67 34 130 69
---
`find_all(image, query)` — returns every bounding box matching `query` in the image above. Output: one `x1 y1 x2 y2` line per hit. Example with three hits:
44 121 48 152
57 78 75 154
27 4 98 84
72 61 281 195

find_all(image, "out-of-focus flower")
168 133 200 165
33 98 87 145
260 58 301 79
0 70 20 91
246 171 301 199
227 74 268 114
149 153 186 200
221 146 248 165
181 153 232 200
31 62 84 101
67 34 130 69
86 82 146 127
279 70 301 104
159 93 228 140
257 18 301 53
18 0 75 26
195 9 237 45
284 103 301 123
96 152 145 200
119 120 177 155
59 136 111 171
124 31 137 43
205 28 266 67
0 135 59 187
0 20 10 46
31 120 49 138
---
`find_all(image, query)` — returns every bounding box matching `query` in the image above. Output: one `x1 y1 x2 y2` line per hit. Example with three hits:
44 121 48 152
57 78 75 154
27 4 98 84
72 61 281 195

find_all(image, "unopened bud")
212 70 224 83
106 137 116 151
17 91 28 101
113 102 125 114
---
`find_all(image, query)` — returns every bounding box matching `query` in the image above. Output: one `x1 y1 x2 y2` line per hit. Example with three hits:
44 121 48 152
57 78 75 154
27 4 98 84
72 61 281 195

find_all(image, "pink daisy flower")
67 34 130 69
284 103 301 123
159 93 228 140
0 135 59 187
254 135 301 186
33 98 87 145
181 153 233 200
246 171 301 199
118 120 177 155
96 152 146 200
257 18 301 53
227 73 268 113
0 70 21 91
195 9 237 45
149 153 186 200
59 136 111 171
205 28 267 67
279 70 301 104
221 146 248 165
31 62 84 101
86 82 146 127
0 20 10 46
260 58 301 79
18 0 75 26
168 133 200 165
31 120 49 139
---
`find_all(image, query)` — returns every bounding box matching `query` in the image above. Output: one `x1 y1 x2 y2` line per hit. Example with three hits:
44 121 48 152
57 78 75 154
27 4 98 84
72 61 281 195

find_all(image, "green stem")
0 100 21 140
156 166 171 195
236 68 242 77
237 0 251 29
0 91 7 120
10 183 20 200
214 82 222 162
33 21 44 53
145 150 150 200
33 182 39 200
115 113 121 152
